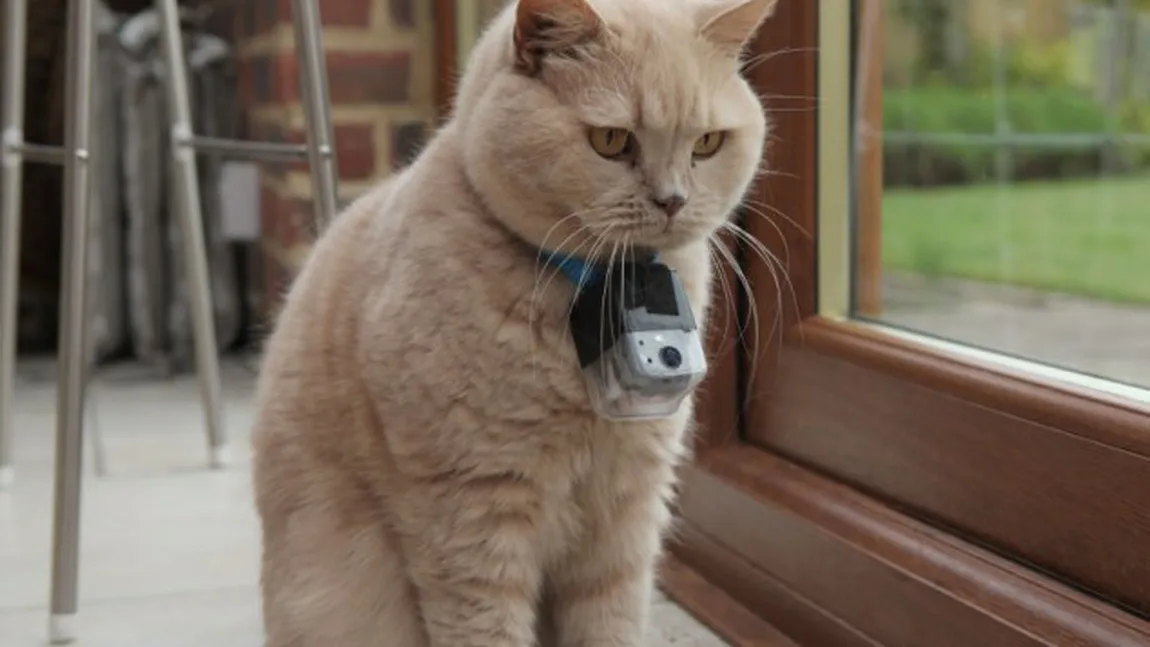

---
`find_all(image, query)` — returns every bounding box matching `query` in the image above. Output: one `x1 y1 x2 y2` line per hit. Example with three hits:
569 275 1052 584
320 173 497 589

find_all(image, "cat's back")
249 172 406 475
250 139 535 454
255 173 398 392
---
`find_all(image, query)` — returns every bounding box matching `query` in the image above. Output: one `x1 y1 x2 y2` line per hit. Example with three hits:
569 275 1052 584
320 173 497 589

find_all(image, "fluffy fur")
251 0 775 645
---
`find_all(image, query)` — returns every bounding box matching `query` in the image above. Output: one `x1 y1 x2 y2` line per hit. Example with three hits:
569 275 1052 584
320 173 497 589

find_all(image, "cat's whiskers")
557 225 619 363
591 209 663 240
534 210 599 275
719 220 804 400
595 235 625 381
705 235 739 359
742 46 819 74
530 208 607 322
529 236 604 375
709 231 765 400
573 223 619 321
750 166 799 182
742 198 811 240
526 219 617 378
614 234 637 378
738 204 793 268
723 220 796 326
550 222 614 315
755 92 822 117
528 213 608 381
765 106 819 114
759 92 821 102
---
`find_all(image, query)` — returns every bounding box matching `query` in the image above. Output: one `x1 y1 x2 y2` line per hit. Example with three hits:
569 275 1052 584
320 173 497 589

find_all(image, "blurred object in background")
0 0 250 376
4 0 68 355
115 6 244 373
1 0 452 380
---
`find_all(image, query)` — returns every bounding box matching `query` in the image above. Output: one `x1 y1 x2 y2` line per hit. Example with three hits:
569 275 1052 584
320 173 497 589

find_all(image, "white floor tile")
0 359 724 645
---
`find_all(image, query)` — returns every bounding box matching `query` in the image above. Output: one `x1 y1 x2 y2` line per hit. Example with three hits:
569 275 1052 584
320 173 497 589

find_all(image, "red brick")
243 54 274 103
243 52 303 106
259 180 325 318
242 121 292 178
260 184 315 248
225 0 406 317
244 0 282 39
248 120 290 147
277 0 373 27
246 50 412 105
283 123 378 181
328 51 412 104
236 59 255 106
207 0 246 40
235 0 372 41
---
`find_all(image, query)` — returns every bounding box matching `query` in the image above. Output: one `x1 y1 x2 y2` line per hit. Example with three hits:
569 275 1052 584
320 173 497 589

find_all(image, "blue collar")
541 249 662 287
543 251 607 286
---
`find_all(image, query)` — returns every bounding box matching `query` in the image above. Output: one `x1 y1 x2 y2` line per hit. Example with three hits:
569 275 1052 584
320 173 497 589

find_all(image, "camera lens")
659 346 683 369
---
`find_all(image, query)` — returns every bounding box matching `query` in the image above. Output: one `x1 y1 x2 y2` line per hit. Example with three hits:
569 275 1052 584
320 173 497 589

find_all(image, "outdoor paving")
0 358 725 647
881 273 1150 390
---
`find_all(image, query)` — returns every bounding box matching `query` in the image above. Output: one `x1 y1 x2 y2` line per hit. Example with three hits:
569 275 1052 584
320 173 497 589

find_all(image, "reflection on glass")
852 0 1150 389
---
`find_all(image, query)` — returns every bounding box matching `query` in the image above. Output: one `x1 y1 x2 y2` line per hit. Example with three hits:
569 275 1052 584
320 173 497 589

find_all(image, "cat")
250 0 775 645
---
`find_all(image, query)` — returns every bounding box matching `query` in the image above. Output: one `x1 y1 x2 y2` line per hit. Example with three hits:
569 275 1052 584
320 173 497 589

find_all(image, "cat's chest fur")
352 199 708 495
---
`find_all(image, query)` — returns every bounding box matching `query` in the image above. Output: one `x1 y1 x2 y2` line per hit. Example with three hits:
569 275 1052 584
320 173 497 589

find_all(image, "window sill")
672 445 1150 646
742 315 1150 613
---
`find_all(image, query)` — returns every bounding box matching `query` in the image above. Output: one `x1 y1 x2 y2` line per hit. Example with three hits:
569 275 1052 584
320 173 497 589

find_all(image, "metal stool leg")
0 0 30 491
290 0 340 232
48 0 99 641
153 0 228 469
86 376 108 478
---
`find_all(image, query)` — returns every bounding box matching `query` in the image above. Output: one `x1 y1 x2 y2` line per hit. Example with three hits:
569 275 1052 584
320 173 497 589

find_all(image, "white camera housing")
570 261 709 421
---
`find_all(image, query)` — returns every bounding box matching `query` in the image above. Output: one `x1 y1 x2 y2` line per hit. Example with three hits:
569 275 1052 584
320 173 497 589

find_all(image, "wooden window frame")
668 1 1150 645
433 2 1150 644
432 0 458 121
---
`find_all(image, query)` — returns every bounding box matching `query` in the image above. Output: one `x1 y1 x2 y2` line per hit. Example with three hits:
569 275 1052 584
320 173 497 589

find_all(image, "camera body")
569 260 708 421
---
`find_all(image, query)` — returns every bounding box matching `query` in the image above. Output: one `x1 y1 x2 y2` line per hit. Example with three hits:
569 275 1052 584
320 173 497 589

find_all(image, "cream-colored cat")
251 0 775 645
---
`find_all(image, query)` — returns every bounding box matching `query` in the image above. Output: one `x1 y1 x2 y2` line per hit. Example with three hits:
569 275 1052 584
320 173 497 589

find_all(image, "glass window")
852 0 1150 389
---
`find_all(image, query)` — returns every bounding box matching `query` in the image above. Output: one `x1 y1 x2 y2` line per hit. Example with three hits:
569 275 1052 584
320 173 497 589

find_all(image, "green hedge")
883 87 1149 187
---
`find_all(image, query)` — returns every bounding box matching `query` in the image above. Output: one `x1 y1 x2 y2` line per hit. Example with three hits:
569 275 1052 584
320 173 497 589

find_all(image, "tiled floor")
0 359 724 646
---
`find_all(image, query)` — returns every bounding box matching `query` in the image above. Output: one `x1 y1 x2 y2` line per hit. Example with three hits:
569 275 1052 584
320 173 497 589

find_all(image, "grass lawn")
881 174 1150 303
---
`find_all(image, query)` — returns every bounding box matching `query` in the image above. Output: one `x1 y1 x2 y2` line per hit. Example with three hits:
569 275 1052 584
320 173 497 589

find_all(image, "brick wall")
223 0 437 320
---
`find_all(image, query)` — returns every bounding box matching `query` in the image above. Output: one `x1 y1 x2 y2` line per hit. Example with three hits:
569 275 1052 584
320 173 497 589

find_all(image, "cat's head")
455 0 776 259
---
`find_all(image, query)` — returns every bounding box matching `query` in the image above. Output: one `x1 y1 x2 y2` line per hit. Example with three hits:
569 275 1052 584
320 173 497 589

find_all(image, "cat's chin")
580 222 718 258
632 227 722 257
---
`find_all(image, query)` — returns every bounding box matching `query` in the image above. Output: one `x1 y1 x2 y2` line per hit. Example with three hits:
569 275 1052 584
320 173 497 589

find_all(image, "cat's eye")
588 127 634 159
693 132 726 159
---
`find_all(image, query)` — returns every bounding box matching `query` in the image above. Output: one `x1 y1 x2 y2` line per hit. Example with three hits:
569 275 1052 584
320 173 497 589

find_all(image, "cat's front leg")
548 482 673 647
396 477 546 647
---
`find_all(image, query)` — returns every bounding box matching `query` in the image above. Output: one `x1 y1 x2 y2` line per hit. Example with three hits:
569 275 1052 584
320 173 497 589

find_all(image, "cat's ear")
698 0 779 58
514 0 604 75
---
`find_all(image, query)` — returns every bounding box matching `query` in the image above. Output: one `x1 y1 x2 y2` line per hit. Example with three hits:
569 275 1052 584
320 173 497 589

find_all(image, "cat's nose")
652 193 687 218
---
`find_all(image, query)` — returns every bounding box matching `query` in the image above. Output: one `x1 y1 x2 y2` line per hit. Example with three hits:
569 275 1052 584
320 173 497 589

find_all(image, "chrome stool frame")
0 0 340 641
